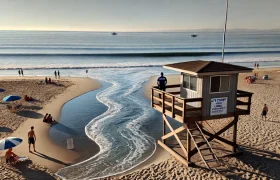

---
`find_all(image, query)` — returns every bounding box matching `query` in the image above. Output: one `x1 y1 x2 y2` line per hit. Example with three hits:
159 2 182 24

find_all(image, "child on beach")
261 104 268 120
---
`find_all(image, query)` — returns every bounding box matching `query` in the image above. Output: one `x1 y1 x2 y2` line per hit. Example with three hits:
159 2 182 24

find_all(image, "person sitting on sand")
45 77 48 84
43 113 49 122
48 78 52 84
5 148 18 163
24 95 34 101
262 104 268 120
47 114 54 122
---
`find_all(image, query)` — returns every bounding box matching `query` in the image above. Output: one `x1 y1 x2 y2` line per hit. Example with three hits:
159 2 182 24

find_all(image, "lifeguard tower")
151 60 253 173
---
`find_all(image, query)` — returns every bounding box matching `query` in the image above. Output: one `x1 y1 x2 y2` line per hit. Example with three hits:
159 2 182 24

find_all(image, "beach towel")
16 156 29 162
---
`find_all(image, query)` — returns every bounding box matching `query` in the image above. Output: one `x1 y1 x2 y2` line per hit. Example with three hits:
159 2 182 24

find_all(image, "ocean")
1 30 280 179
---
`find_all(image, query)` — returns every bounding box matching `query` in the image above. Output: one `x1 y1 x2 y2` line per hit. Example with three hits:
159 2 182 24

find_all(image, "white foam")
56 70 163 179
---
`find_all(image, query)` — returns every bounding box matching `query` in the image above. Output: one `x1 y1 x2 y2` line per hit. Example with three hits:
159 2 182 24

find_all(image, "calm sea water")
1 30 280 179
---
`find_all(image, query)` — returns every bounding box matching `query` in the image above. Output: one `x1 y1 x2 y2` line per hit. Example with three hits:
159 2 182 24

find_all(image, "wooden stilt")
158 140 189 166
232 116 238 152
162 115 189 158
187 129 191 162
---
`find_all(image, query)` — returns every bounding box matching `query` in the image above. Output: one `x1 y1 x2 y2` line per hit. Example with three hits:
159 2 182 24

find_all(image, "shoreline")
7 76 101 172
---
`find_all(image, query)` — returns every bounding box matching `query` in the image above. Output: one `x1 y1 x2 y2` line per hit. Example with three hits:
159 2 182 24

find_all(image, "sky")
0 0 279 32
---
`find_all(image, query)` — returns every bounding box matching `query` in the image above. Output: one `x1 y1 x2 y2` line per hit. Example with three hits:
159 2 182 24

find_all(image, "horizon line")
0 28 280 33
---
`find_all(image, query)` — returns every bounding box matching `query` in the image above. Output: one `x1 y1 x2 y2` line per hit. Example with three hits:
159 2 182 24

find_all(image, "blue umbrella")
0 137 23 150
0 88 5 92
2 95 21 102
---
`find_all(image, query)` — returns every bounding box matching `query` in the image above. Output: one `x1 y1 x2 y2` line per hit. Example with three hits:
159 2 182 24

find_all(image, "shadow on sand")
0 127 13 133
232 145 280 179
31 151 70 166
50 122 78 135
21 105 43 111
16 111 44 119
266 120 280 124
5 160 56 180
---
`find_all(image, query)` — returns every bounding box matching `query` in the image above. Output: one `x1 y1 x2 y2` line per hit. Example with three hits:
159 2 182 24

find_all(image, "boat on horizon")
112 32 117 35
191 34 197 37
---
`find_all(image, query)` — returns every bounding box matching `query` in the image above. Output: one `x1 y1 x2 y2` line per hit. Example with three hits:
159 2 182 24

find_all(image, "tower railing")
151 85 253 122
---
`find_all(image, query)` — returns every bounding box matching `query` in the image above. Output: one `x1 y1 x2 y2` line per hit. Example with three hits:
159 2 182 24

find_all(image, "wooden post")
182 99 186 122
247 95 252 113
200 98 203 118
162 115 166 144
151 88 154 107
172 96 175 118
187 128 191 162
162 93 165 113
232 116 238 152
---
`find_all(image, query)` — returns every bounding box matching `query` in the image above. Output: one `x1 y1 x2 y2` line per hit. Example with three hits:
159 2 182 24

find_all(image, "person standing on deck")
54 71 57 79
58 70 60 79
157 72 167 91
261 104 268 120
28 126 36 152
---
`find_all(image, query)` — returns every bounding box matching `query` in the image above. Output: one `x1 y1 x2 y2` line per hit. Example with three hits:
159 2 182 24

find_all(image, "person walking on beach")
254 63 256 68
257 63 259 68
54 71 57 79
28 126 36 152
261 104 268 120
58 70 60 79
20 68 24 76
18 69 21 76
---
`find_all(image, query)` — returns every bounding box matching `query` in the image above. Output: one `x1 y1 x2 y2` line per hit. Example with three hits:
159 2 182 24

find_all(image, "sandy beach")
0 76 101 179
111 67 280 179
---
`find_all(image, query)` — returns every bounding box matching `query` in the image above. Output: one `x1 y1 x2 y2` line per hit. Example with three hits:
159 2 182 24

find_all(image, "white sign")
210 97 228 116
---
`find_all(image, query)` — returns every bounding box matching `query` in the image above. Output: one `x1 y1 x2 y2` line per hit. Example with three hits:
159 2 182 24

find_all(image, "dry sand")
108 68 280 180
0 76 101 179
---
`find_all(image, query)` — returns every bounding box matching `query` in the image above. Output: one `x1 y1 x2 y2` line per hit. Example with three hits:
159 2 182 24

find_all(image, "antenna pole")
222 0 229 63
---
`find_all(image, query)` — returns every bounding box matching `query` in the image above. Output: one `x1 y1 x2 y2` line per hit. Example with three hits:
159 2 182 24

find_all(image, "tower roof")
163 60 252 75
